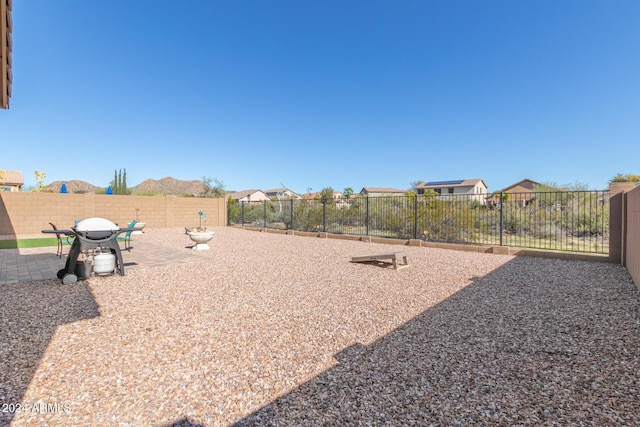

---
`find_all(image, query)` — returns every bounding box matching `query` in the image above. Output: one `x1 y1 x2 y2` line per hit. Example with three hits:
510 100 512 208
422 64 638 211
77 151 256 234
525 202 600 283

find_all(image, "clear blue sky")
3 1 639 193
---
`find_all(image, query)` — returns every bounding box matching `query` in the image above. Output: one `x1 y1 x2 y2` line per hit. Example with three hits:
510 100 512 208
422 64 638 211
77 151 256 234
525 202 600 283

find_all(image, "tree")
227 197 240 224
111 168 130 195
319 187 335 202
565 181 589 191
611 173 640 183
491 191 510 202
532 181 588 193
201 176 225 198
409 180 425 191
343 187 354 199
34 170 47 192
532 182 561 192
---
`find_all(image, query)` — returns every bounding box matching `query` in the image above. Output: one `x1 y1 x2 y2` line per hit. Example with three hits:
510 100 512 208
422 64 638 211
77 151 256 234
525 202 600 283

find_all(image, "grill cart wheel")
62 273 78 285
57 269 66 279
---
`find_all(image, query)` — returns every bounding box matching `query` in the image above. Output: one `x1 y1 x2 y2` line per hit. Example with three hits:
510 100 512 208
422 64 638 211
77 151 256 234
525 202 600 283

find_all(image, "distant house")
264 187 301 199
416 179 488 196
415 179 488 204
0 170 23 192
300 191 345 202
495 178 540 193
228 189 269 203
487 178 541 206
359 187 407 197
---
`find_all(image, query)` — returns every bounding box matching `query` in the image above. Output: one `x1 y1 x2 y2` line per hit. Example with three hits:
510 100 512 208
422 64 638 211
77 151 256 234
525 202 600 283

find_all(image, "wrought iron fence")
228 190 610 254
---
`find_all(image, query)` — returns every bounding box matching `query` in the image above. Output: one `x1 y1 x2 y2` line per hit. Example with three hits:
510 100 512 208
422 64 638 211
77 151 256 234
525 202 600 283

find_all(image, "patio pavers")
0 237 207 285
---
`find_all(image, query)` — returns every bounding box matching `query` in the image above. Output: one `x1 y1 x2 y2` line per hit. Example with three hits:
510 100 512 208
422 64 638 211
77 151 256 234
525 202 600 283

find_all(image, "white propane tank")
93 253 116 274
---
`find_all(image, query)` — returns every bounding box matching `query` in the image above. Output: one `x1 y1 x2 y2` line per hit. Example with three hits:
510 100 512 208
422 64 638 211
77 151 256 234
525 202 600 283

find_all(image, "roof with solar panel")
417 179 487 189
425 180 464 186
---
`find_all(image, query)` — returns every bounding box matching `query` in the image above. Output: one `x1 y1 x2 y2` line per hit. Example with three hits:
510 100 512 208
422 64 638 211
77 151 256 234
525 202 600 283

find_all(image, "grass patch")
0 238 72 250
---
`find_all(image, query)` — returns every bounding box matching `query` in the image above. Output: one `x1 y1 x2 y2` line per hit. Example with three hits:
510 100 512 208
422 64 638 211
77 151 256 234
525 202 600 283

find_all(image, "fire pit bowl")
185 228 215 250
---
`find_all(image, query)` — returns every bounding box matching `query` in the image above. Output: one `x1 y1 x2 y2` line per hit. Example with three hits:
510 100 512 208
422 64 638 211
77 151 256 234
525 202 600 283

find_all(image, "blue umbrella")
106 186 113 195
60 183 67 194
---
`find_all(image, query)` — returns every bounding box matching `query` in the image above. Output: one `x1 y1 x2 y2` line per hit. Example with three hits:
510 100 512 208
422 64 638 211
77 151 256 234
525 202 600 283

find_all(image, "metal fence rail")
228 190 610 254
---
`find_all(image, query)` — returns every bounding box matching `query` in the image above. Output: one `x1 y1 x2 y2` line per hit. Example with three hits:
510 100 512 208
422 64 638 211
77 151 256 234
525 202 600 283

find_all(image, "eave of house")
1 0 12 109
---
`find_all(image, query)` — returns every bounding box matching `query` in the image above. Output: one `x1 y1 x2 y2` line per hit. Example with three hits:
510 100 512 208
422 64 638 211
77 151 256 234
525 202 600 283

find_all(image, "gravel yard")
2 226 639 426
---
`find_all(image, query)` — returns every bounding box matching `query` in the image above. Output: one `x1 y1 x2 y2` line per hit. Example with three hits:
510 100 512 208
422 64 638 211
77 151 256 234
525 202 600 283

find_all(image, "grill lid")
75 217 119 232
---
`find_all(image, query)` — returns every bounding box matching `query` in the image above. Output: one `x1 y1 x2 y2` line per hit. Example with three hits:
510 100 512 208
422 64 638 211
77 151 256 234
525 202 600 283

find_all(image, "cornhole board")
351 251 409 270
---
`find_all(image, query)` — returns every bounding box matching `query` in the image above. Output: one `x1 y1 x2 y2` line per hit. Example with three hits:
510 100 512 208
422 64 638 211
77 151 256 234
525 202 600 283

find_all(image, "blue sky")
3 1 639 193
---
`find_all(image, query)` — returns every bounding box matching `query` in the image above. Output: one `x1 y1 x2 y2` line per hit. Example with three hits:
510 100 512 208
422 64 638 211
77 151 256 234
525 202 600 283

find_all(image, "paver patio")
0 239 207 285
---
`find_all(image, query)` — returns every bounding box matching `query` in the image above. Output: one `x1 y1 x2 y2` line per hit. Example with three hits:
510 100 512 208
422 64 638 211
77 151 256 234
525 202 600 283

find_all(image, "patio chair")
118 220 136 251
48 222 71 257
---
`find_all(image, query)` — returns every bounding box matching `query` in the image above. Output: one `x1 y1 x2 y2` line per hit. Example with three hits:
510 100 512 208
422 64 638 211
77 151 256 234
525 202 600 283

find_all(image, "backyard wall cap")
609 181 639 195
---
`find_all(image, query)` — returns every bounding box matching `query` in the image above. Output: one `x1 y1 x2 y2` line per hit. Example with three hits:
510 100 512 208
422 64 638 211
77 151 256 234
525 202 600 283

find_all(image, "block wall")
625 185 640 290
0 192 226 235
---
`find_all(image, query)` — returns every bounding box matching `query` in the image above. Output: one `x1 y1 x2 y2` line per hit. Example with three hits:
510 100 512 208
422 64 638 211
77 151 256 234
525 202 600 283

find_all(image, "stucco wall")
451 185 486 204
625 185 640 290
0 192 226 235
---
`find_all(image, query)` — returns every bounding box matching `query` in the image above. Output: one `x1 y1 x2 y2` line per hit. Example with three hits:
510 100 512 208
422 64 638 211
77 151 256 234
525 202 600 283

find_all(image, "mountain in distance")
47 180 98 194
132 177 205 196
46 177 206 196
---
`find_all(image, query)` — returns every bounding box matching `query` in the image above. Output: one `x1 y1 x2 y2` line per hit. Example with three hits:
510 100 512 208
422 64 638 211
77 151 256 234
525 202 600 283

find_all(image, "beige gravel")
1 226 639 426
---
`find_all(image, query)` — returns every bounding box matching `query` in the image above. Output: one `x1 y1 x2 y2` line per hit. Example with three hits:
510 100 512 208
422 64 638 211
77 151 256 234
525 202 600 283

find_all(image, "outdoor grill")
43 217 136 285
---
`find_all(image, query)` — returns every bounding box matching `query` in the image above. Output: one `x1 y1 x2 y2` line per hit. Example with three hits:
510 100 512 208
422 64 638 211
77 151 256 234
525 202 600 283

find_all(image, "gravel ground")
1 227 639 426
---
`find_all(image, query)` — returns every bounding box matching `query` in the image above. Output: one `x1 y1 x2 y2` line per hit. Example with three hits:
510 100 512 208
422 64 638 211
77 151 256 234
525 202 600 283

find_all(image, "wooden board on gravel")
351 251 409 270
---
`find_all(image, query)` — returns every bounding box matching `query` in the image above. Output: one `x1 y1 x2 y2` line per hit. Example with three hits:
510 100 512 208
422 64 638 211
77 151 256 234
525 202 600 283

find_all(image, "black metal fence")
228 190 610 254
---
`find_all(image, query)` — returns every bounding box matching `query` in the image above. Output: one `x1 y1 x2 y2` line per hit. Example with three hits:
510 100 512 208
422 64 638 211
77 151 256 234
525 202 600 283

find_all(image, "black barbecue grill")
42 217 137 285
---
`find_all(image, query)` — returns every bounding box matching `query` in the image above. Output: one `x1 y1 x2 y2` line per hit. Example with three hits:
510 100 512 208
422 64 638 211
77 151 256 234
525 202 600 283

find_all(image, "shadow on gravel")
234 257 640 426
0 280 99 427
163 417 204 427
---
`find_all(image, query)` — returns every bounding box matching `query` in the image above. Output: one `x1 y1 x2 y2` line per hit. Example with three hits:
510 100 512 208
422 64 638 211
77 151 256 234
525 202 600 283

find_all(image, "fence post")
290 199 294 230
414 195 419 239
263 200 267 228
322 198 327 232
499 192 504 246
241 201 245 227
366 196 370 236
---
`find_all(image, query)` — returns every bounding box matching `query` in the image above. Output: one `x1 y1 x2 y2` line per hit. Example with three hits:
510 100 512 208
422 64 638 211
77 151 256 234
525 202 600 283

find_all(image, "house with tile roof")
486 178 540 205
359 187 407 196
0 170 23 191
